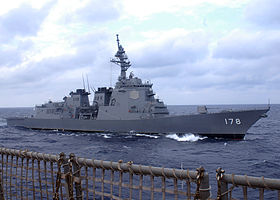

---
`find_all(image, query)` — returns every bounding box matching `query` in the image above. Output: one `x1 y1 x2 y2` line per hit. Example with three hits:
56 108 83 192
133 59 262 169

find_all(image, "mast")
110 34 131 81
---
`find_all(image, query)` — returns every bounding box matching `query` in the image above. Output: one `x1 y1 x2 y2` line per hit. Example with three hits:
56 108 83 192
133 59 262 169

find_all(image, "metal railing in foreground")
0 147 210 200
1 147 280 200
216 168 280 200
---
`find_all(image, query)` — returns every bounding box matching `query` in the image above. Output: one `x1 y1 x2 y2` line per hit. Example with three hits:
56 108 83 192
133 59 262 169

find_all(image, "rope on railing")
53 152 64 200
216 167 225 200
0 147 211 200
70 153 82 200
0 169 4 200
216 167 280 200
194 166 205 200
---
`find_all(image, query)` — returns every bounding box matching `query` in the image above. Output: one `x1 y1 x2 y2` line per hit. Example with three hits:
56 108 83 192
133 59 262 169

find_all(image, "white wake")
166 133 206 142
135 133 159 139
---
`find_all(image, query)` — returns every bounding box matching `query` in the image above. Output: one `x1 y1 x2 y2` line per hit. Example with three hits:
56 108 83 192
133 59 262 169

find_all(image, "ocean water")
0 104 279 199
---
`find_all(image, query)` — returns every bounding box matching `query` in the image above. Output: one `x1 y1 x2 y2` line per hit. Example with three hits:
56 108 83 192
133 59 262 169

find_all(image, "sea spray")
135 133 159 139
166 133 206 142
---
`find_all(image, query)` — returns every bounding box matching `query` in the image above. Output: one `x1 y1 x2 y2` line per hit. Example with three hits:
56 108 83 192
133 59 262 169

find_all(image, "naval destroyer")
7 35 269 139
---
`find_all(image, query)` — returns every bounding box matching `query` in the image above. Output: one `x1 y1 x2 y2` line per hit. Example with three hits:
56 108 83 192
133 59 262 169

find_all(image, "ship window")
47 109 55 114
73 97 79 101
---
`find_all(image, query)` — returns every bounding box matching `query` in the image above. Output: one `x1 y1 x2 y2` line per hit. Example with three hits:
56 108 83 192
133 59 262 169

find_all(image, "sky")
0 0 279 107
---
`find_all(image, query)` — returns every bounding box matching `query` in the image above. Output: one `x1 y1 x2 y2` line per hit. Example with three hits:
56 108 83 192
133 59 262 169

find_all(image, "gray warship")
7 35 269 139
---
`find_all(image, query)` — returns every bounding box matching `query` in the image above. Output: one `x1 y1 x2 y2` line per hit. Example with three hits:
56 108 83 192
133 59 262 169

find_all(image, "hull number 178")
224 118 241 125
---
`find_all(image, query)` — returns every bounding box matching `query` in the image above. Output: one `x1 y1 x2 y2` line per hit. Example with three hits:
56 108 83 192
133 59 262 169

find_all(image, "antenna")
110 34 131 80
116 34 120 48
82 74 86 90
110 62 112 87
90 86 96 93
86 75 90 93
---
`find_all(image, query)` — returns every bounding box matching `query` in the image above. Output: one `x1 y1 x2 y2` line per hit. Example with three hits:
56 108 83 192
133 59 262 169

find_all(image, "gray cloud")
130 33 209 69
2 1 280 106
0 1 54 68
0 40 33 67
62 0 121 24
1 31 112 89
123 28 280 94
138 50 280 97
213 30 280 60
133 64 183 81
0 2 55 43
186 55 280 91
0 48 22 67
245 0 280 27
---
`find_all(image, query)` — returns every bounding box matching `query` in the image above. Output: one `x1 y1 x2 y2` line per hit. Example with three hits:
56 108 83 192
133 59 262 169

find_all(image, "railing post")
0 149 3 200
63 154 73 200
53 152 65 200
200 171 210 200
69 153 82 200
0 169 4 200
194 166 210 200
220 180 228 200
216 168 228 200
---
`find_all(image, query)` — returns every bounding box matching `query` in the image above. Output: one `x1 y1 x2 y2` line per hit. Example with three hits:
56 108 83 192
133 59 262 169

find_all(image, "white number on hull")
224 118 241 125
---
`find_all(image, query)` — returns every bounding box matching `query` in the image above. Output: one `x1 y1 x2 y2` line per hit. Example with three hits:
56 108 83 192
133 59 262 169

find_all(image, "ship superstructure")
34 34 169 121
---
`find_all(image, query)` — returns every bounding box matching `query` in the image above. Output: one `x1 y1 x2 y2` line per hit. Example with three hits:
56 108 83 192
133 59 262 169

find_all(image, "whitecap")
0 118 7 126
166 133 206 142
102 134 112 139
0 122 6 127
135 133 159 139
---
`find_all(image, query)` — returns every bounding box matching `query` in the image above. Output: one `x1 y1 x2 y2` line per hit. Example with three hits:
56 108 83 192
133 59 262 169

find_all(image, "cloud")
129 30 209 69
146 51 280 105
0 48 23 67
122 26 279 95
0 39 33 67
213 29 280 60
0 2 55 43
245 0 280 27
134 28 280 96
61 0 121 24
0 30 112 90
122 0 250 19
1 0 280 106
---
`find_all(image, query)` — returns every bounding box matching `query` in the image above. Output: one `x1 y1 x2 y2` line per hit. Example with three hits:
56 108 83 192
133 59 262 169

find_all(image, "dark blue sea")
0 104 279 199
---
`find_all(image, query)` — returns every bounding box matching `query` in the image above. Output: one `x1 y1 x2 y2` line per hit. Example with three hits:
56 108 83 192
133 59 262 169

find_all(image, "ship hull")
6 108 269 139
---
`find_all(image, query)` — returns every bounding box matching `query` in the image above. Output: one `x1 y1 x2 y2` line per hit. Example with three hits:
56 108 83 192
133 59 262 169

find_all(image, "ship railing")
0 147 210 200
216 167 280 200
2 147 280 200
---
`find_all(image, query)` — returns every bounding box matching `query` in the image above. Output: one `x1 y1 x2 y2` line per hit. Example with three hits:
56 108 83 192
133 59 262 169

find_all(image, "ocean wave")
252 159 280 168
101 134 112 139
166 133 206 142
0 118 7 126
135 133 160 139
